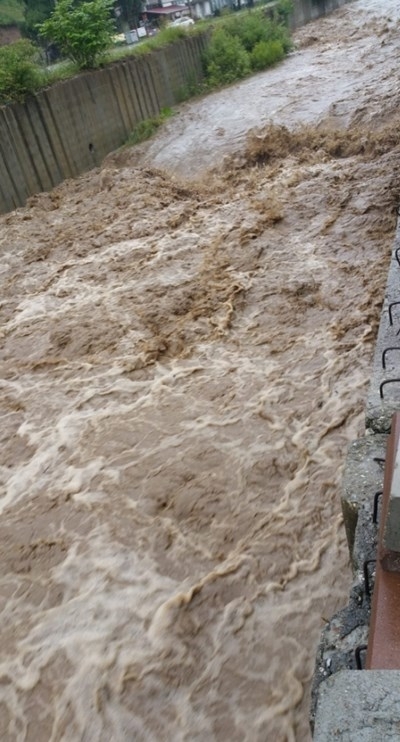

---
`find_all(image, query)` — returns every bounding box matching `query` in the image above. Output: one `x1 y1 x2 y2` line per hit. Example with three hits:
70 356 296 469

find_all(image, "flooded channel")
1 1 400 739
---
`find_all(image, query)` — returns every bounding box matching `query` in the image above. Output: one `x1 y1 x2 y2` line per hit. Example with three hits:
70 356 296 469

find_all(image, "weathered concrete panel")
291 0 353 28
0 109 35 209
341 435 386 560
366 221 400 433
314 670 400 741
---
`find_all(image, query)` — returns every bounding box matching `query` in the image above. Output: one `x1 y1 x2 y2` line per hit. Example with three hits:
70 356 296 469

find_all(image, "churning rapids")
1 1 400 739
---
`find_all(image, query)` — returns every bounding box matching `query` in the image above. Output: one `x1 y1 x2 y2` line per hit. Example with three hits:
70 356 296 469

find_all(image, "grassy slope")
0 0 24 26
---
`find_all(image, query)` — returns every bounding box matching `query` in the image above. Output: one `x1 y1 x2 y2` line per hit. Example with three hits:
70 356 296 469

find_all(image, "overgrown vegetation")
250 38 285 70
203 3 292 88
126 107 174 145
205 28 251 86
130 25 191 55
0 39 41 103
273 0 293 25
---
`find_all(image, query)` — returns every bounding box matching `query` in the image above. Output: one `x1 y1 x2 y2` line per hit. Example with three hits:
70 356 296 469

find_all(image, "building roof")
145 5 187 14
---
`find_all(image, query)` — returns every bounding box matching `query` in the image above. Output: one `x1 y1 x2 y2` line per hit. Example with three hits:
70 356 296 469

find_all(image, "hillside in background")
0 0 23 43
0 0 23 26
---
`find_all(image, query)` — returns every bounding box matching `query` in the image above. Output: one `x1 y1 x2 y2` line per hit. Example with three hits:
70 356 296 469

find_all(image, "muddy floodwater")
1 1 400 740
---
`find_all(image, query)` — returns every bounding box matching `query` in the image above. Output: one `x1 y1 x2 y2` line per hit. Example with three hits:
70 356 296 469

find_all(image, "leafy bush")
262 18 292 54
39 0 115 69
121 25 188 58
222 14 265 52
250 39 285 71
222 12 291 54
155 26 188 44
204 9 292 89
205 29 250 87
0 40 41 104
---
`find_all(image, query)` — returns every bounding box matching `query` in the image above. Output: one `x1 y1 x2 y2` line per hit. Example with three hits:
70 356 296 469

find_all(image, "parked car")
170 16 194 27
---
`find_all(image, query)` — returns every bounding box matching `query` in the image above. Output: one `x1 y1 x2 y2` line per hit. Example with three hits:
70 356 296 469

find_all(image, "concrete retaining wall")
0 34 208 214
0 0 354 215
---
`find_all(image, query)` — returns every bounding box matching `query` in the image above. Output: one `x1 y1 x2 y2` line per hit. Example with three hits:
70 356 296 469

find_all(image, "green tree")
39 0 115 69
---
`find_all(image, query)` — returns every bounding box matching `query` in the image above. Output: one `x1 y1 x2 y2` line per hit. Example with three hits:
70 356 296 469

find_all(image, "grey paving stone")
314 669 400 741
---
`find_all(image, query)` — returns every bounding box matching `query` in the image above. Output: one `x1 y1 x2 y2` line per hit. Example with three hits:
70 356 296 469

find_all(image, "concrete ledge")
313 669 400 740
310 436 386 731
341 435 386 560
312 218 400 737
366 222 400 433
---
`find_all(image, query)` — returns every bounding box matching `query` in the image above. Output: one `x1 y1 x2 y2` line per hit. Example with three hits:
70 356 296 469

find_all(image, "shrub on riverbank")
204 5 292 88
0 39 41 103
250 38 285 71
206 28 251 86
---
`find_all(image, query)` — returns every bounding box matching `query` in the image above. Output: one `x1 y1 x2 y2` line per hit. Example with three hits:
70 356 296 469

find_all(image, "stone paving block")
313 669 400 740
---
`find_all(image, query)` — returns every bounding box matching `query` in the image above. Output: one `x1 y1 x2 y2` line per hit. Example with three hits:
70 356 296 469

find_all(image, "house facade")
144 0 216 21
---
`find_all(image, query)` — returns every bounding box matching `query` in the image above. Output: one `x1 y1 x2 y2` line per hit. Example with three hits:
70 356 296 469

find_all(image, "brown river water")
1 1 400 739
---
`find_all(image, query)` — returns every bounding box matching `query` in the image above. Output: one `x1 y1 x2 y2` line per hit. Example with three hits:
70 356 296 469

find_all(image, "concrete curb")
310 436 385 731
